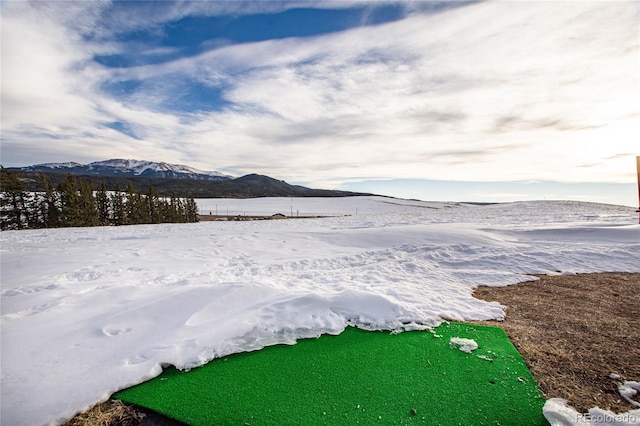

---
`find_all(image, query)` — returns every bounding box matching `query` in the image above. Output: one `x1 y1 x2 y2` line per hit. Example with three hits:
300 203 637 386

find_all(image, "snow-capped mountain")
17 159 234 181
34 162 84 169
8 160 370 198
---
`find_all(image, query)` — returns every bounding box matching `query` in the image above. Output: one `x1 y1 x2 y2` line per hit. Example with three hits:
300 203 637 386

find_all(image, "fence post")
636 156 640 224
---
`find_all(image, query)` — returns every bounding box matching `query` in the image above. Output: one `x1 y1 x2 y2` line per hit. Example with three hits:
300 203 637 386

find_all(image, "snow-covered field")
1 197 639 425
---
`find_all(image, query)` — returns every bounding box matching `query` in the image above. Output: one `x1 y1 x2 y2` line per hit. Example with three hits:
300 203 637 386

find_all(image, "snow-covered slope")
88 159 231 179
18 159 233 180
34 162 84 169
1 198 639 425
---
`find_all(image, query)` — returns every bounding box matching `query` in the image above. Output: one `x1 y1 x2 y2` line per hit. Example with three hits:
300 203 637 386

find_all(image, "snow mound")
619 381 640 408
543 398 640 426
449 337 479 353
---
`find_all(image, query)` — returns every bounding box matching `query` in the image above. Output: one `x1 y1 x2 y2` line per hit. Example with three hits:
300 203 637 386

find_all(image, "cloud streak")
1 0 638 189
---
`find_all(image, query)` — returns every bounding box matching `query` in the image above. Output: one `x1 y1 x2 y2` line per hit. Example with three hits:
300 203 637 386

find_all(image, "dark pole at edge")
636 156 640 224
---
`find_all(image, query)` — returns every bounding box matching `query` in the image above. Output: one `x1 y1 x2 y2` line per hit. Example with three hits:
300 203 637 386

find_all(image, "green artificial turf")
114 322 548 425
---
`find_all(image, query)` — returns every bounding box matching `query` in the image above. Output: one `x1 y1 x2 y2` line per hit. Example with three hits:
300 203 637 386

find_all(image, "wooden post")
636 156 640 224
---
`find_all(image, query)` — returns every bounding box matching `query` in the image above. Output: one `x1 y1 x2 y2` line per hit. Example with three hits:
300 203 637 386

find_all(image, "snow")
34 162 84 169
619 382 640 408
26 159 232 178
1 197 639 426
88 159 232 178
544 399 640 425
449 337 479 353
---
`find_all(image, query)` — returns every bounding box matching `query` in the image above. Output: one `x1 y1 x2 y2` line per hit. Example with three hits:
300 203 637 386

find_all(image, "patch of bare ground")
62 400 143 426
471 272 640 414
62 400 184 426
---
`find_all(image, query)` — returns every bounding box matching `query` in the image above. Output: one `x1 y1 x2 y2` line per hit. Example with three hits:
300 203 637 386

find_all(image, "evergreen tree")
30 190 50 229
38 172 60 228
33 191 47 229
147 186 162 224
22 190 39 229
176 197 186 223
110 183 126 226
121 183 150 225
168 193 179 223
185 196 199 223
95 182 111 226
0 168 27 230
159 197 172 223
78 179 99 227
58 174 82 227
125 183 138 224
1 172 201 230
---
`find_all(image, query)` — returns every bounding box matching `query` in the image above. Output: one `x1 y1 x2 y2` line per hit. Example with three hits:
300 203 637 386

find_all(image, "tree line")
0 168 199 230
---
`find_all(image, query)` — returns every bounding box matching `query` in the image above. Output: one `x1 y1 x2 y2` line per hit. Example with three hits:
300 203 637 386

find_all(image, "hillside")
4 170 371 198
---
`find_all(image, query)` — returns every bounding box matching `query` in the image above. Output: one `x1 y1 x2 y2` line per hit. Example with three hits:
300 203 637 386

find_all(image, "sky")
1 0 639 206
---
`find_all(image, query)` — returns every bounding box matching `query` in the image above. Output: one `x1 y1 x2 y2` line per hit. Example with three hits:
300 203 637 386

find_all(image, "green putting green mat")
114 322 548 425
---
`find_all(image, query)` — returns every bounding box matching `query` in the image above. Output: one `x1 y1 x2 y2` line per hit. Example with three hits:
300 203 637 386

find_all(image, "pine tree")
22 191 39 229
78 179 99 227
185 196 199 223
168 193 180 223
147 186 161 224
159 197 172 223
2 172 201 230
124 183 140 224
38 172 60 228
95 182 111 226
132 192 148 224
177 197 186 223
0 167 27 230
58 174 82 227
110 183 126 226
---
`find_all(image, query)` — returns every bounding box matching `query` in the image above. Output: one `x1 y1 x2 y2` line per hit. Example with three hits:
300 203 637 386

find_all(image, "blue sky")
1 1 639 206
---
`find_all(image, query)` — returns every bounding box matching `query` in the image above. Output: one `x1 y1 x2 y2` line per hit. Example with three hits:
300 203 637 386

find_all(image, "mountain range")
6 159 370 199
15 159 233 181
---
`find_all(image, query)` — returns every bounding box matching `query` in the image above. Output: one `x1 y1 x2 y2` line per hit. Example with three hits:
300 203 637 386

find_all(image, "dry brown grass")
471 272 640 414
62 399 185 426
62 400 144 426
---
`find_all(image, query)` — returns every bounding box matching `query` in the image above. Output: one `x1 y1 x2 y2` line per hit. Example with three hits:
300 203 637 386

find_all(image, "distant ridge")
14 159 233 181
6 160 372 199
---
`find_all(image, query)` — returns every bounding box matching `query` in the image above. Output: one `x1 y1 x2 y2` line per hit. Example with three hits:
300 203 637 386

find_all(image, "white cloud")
1 2 95 128
0 1 207 166
1 0 638 188
170 1 638 184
